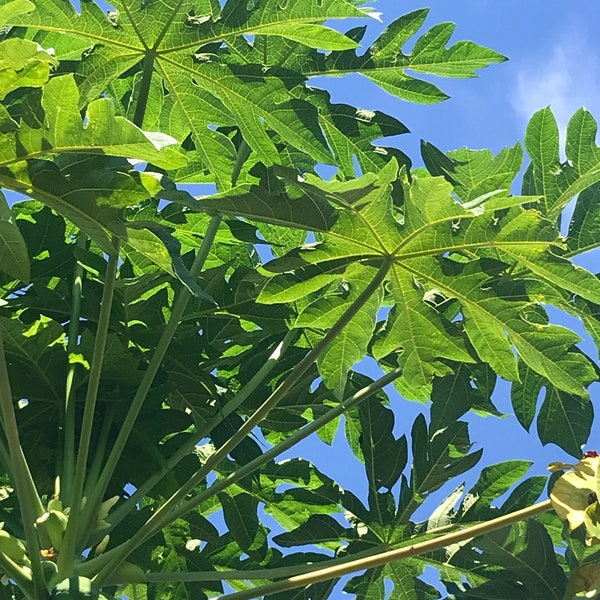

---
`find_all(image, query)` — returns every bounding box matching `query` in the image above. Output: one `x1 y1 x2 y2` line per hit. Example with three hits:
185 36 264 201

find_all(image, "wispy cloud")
511 30 600 138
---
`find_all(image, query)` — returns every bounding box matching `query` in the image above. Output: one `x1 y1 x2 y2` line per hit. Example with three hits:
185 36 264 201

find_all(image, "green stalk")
213 499 553 600
83 406 114 502
78 215 223 544
106 328 298 532
164 367 403 529
78 407 115 552
79 138 250 546
62 233 87 506
140 544 389 583
0 327 46 599
0 552 34 599
92 258 393 585
132 52 156 129
0 432 13 478
57 238 121 578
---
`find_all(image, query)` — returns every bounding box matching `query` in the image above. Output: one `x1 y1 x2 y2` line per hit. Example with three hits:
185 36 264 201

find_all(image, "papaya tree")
0 0 600 598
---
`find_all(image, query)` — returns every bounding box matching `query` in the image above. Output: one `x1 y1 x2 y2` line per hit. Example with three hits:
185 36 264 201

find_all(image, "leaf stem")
133 51 156 129
92 258 393 585
212 499 553 600
83 405 114 502
152 366 403 532
0 327 46 599
106 329 298 532
78 215 223 546
0 552 34 599
79 137 250 543
62 233 87 506
57 237 121 578
0 432 13 479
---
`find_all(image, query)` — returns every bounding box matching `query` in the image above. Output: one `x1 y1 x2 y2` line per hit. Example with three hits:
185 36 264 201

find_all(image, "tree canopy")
1 0 600 599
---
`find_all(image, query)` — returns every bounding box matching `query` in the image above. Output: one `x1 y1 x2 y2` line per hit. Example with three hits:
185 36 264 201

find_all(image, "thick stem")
92 258 393 585
57 238 121 578
106 329 298 532
213 500 553 600
62 233 87 506
132 52 156 129
79 215 223 544
0 328 46 599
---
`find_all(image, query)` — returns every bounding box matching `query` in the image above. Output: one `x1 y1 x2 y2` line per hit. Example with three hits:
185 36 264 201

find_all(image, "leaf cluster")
0 1 599 599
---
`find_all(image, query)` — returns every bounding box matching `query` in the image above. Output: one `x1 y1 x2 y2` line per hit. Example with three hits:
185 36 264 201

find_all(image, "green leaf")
459 461 533 520
40 75 185 169
449 520 567 600
410 414 482 503
0 38 58 100
125 223 216 304
296 263 383 396
219 492 268 560
0 191 29 282
250 161 597 398
355 397 407 491
193 168 337 232
249 24 359 51
525 107 600 225
0 0 34 27
272 514 349 549
568 181 600 255
313 91 410 178
500 476 547 515
512 362 594 456
537 387 593 457
309 9 506 104
9 0 505 183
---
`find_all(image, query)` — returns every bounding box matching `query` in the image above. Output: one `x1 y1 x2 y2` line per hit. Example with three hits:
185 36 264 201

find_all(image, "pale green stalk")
106 329 298 532
213 499 553 600
0 552 34 599
62 233 87 506
0 327 46 599
79 139 250 545
57 238 121 578
83 406 114 502
78 215 223 544
161 367 403 528
92 258 393 585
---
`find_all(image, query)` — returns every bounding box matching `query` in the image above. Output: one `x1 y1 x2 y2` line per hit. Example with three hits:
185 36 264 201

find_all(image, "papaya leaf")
9 0 505 177
511 361 594 457
525 107 600 221
447 520 567 600
0 191 29 282
219 159 600 398
0 37 57 100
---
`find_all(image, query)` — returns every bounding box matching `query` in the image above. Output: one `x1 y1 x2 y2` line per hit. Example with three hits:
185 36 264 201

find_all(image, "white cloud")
511 30 600 139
